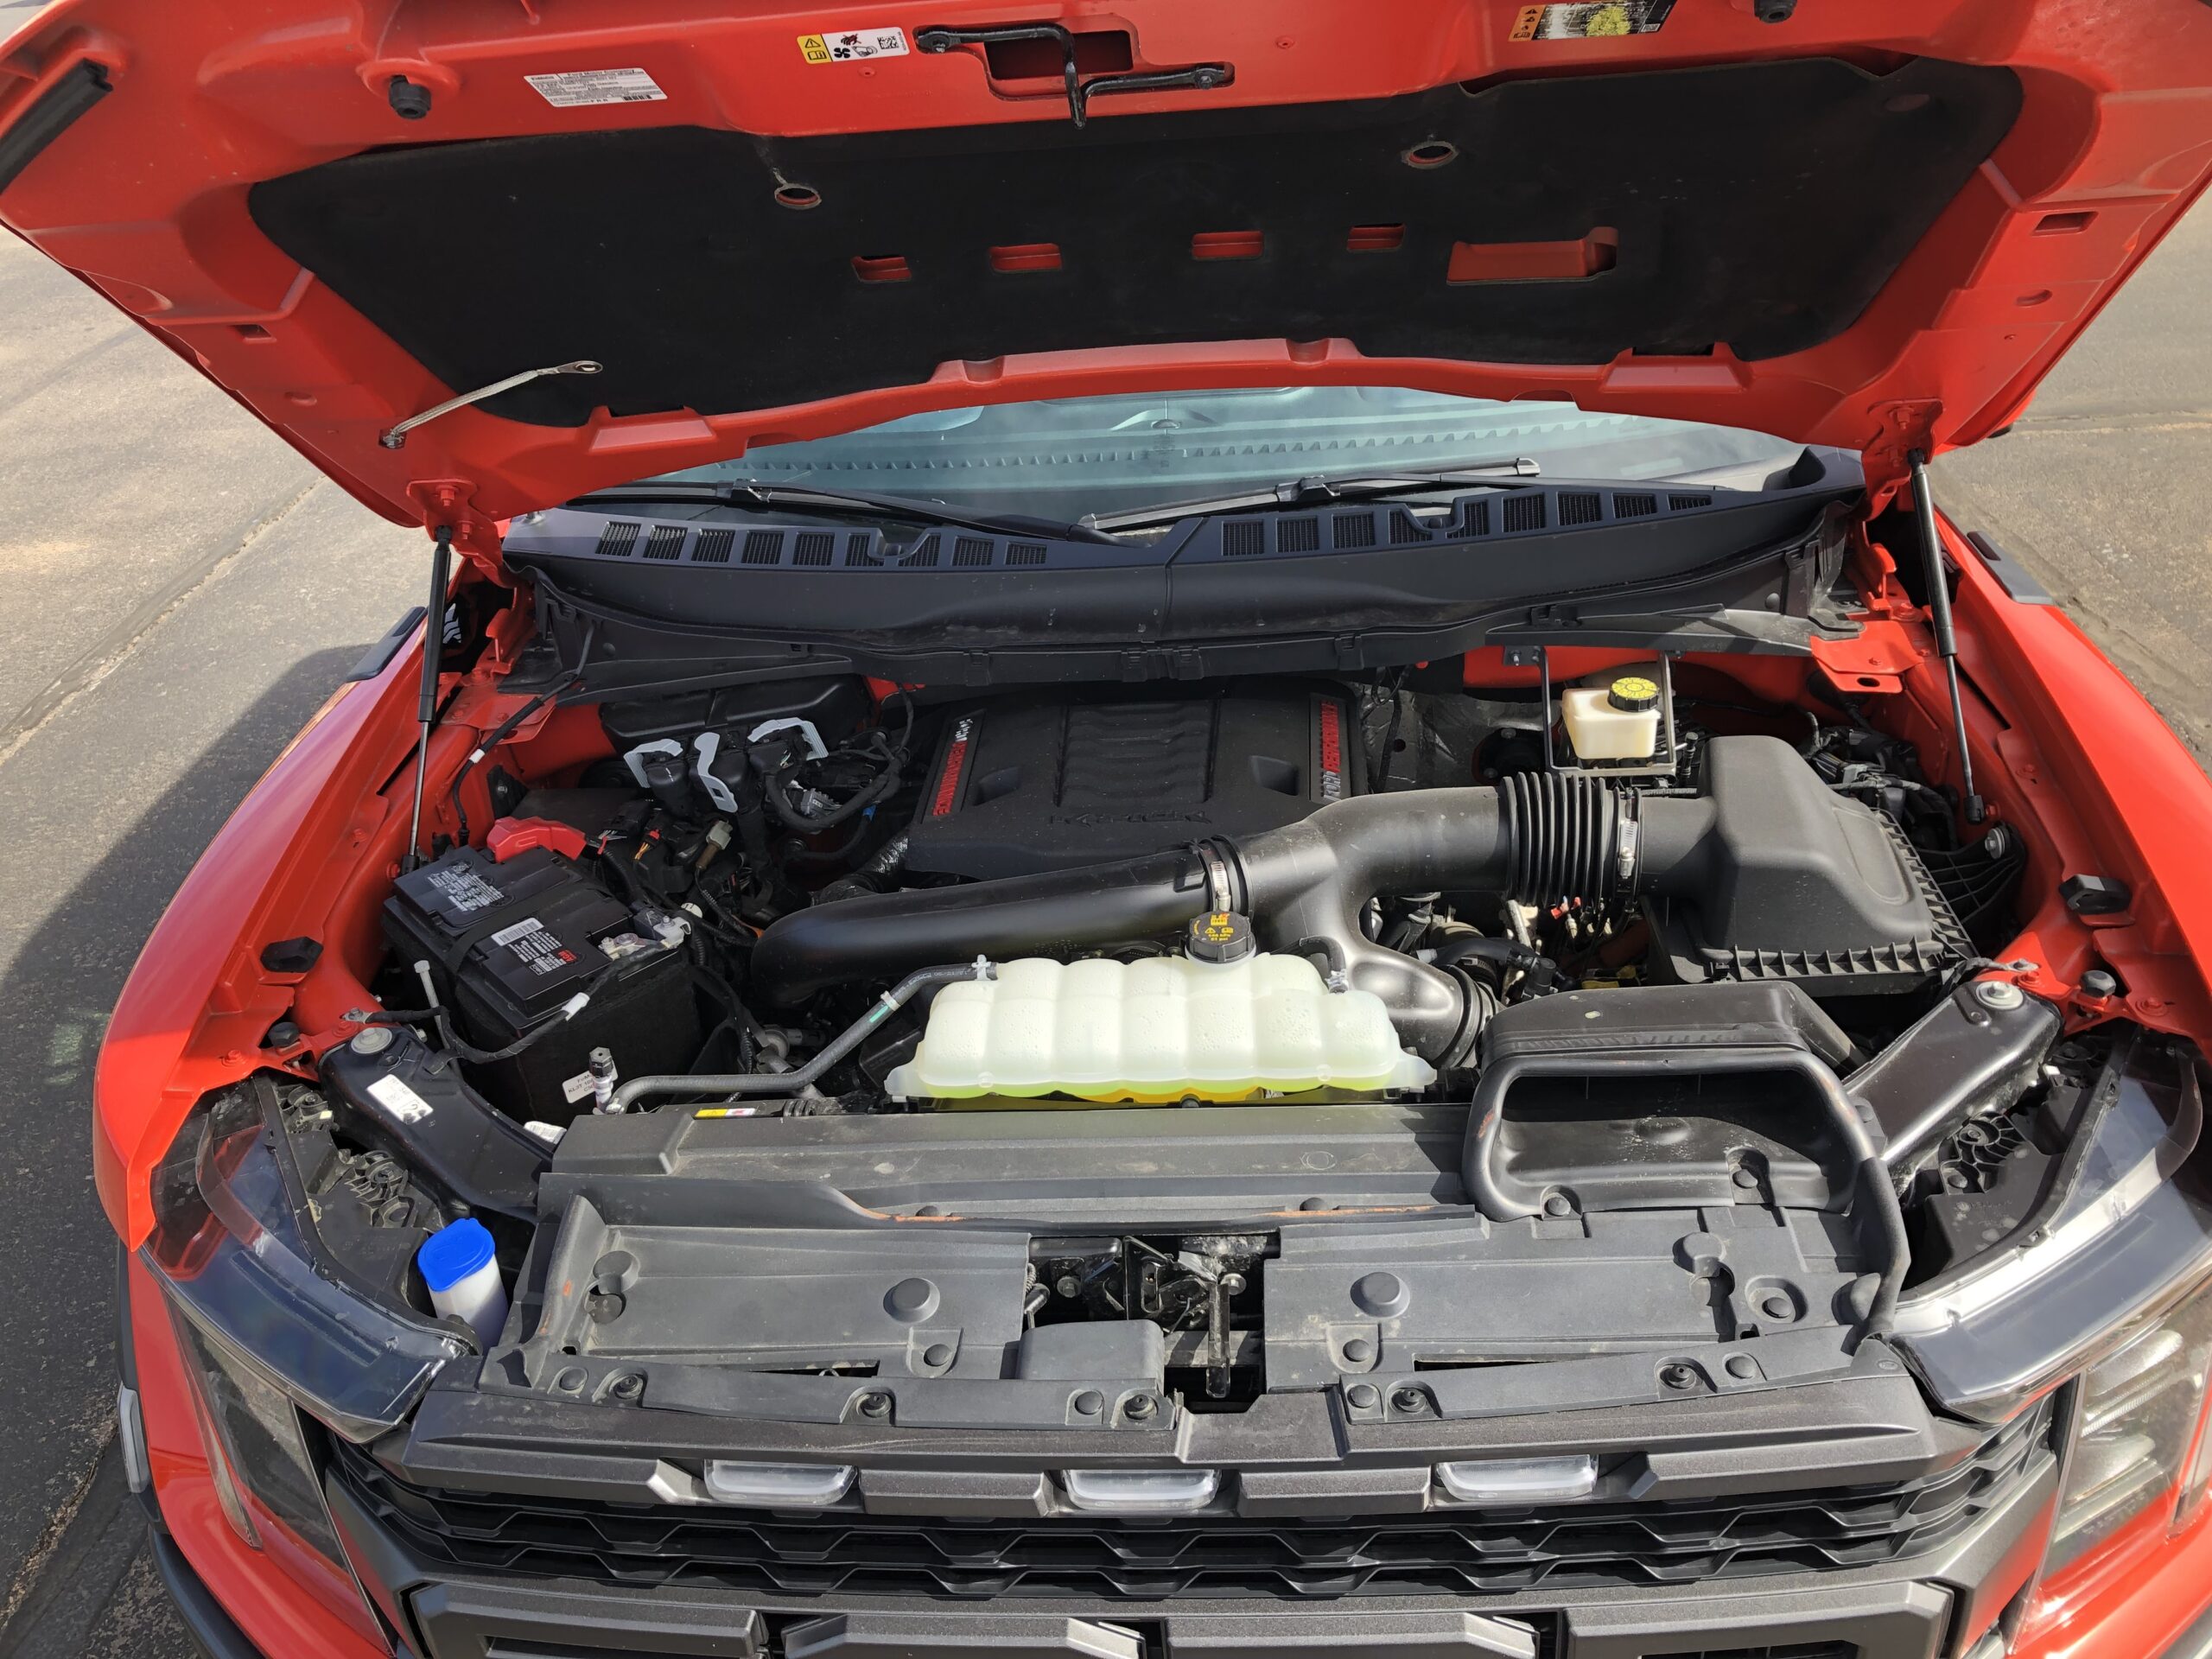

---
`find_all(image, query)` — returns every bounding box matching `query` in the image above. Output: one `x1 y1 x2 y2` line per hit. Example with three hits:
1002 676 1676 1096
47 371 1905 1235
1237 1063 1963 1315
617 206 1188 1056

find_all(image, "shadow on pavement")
0 645 369 1659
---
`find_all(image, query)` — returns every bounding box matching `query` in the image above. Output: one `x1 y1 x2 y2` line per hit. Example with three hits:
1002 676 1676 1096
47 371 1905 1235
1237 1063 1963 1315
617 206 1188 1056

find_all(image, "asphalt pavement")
0 106 2207 1659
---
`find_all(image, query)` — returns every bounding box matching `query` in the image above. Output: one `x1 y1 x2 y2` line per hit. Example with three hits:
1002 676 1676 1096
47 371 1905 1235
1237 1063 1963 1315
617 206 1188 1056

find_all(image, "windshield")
640 387 1805 523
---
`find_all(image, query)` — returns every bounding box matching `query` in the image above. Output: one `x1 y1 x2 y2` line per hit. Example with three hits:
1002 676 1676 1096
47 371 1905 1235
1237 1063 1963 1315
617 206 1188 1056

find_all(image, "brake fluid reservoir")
884 949 1434 1104
1561 672 1662 761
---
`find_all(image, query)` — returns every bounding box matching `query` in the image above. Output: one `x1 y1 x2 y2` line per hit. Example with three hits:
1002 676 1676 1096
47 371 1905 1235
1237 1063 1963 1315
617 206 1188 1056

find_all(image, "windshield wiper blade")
1079 457 1541 533
569 481 1126 545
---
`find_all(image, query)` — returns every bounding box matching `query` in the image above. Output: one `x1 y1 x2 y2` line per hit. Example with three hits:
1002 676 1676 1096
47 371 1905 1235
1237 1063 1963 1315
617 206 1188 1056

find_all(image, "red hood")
5 0 2212 560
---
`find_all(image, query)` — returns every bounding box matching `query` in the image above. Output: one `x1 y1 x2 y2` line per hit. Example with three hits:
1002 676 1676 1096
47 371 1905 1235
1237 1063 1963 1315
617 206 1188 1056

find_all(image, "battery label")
427 864 504 913
490 916 580 977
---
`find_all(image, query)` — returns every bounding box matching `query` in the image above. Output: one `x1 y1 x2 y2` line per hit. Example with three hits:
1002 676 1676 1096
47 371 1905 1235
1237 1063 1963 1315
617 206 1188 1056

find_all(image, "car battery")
383 846 702 1122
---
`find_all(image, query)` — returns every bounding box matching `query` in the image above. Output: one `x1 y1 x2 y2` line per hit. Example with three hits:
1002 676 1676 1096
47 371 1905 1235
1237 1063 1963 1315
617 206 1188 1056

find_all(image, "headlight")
146 1082 461 1438
147 1081 466 1651
2046 1281 2212 1571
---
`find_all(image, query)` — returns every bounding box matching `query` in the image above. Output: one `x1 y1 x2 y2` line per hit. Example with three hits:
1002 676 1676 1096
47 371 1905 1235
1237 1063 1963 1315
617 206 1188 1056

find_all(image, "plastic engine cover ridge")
885 954 1434 1103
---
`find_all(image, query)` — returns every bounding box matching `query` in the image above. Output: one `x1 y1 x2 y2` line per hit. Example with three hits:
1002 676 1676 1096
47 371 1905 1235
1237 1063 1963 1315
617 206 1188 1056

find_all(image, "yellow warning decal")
797 25 912 65
1511 0 1675 40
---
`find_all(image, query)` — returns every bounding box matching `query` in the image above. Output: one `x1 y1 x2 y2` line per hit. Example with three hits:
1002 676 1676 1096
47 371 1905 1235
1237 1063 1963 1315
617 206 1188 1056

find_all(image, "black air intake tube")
753 736 1946 1064
753 772 1680 1058
753 847 1220 1007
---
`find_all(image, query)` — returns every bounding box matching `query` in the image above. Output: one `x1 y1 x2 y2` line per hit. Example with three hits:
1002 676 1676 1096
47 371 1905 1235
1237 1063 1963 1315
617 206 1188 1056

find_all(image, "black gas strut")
1907 450 1985 823
403 524 454 872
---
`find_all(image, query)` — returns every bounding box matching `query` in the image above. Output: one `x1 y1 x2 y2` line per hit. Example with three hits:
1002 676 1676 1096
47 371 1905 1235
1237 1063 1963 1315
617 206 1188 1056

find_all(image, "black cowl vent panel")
247 57 2019 427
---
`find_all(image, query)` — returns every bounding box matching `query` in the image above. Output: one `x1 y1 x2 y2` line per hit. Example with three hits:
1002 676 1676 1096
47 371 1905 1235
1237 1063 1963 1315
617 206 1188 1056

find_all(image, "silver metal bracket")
380 359 603 449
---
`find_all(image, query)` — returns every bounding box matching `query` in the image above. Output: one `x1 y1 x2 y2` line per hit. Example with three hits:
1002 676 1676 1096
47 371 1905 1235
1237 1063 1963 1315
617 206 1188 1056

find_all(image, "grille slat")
1502 493 1548 534
334 1405 2046 1605
594 521 641 558
1222 520 1266 558
692 528 736 565
1332 512 1377 550
642 525 687 561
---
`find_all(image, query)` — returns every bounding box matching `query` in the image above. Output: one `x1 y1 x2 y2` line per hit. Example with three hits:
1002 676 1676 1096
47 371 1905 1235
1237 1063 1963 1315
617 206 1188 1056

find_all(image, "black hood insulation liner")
248 57 2019 427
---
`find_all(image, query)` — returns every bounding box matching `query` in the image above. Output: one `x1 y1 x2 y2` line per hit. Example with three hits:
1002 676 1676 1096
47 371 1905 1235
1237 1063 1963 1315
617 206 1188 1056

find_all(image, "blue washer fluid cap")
418 1217 497 1293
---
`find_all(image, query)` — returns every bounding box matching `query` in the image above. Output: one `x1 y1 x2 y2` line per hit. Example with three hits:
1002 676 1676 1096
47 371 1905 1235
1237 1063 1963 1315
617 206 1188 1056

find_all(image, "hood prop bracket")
1906 450 1985 823
380 359 602 450
913 22 1230 128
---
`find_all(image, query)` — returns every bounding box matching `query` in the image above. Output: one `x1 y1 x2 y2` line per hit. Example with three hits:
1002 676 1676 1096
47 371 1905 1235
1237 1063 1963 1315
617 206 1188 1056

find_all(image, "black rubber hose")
1428 933 1554 982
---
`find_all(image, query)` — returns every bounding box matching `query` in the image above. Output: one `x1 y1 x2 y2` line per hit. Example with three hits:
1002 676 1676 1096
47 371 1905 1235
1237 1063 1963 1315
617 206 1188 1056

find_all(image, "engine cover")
904 681 1363 880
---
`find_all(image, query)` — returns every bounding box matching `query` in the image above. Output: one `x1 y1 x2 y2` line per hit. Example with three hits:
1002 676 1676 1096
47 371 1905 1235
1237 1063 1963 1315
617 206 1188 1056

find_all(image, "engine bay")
360 664 2004 1124
232 613 2202 1427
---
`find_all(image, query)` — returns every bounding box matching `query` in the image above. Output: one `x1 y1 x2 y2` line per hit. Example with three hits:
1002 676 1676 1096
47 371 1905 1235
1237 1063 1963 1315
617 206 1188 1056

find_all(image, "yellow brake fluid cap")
1607 675 1661 714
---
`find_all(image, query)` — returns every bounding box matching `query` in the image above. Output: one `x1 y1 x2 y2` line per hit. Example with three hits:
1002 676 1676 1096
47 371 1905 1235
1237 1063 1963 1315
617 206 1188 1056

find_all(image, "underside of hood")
5 0 2212 550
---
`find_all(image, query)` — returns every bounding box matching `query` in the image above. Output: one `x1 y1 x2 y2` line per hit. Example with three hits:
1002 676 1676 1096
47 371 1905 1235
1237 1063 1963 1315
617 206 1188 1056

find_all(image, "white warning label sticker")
525 67 669 108
366 1074 435 1123
489 916 545 948
798 26 910 64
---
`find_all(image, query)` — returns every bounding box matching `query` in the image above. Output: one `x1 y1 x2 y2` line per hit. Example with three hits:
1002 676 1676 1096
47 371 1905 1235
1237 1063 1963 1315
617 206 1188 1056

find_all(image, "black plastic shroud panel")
248 57 2019 427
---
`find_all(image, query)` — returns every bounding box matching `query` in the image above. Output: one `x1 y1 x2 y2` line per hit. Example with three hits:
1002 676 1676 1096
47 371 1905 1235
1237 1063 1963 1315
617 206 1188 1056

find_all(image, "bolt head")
1125 1395 1158 1421
1390 1386 1428 1414
1660 1363 1697 1389
1974 980 2025 1012
858 1392 892 1419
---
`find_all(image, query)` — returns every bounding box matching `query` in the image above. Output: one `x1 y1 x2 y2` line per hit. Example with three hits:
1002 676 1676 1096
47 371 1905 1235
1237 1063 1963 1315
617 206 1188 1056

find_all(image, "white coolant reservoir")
1560 671 1663 761
884 948 1434 1104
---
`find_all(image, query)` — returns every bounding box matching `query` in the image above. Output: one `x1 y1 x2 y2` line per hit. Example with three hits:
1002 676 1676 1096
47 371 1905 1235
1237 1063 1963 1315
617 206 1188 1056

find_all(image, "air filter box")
383 847 701 1122
906 682 1363 880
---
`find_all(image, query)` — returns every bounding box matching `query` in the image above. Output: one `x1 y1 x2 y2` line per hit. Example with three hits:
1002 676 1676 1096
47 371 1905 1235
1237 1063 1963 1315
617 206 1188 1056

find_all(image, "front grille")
334 1404 2048 1605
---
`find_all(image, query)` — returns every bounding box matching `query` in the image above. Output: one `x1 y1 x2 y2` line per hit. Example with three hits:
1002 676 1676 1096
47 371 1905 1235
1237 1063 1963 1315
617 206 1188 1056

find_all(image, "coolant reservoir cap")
1187 910 1256 965
1607 675 1661 713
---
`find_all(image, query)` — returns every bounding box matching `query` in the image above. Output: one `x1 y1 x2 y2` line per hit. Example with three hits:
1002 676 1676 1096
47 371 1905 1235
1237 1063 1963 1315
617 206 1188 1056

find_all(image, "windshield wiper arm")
569 481 1126 545
1079 457 1541 533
